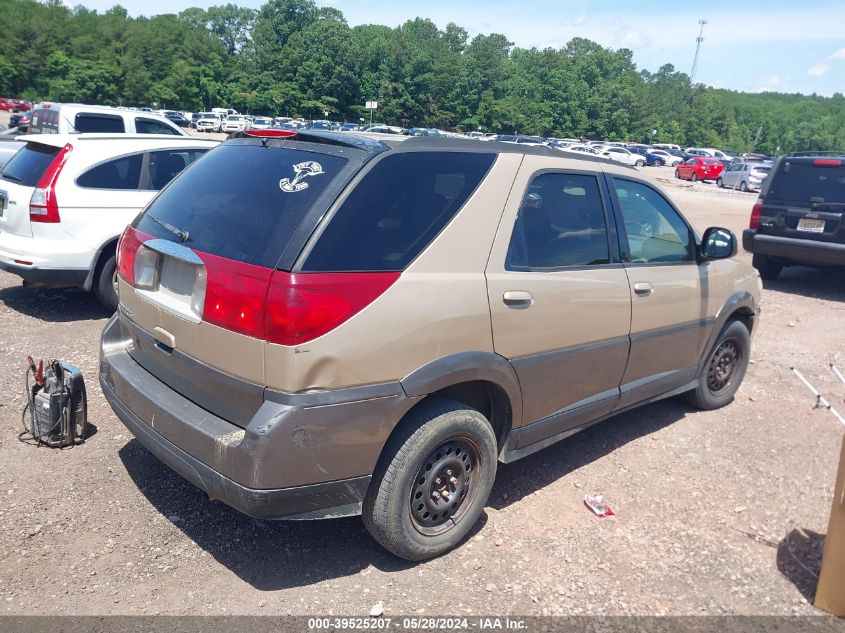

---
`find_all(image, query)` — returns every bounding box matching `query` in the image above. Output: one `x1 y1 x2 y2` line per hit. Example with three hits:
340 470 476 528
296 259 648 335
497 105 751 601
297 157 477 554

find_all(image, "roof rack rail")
788 150 845 157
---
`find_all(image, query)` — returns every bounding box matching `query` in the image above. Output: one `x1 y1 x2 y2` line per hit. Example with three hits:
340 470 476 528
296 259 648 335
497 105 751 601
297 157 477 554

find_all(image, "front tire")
635 159 645 167
691 172 698 182
686 320 750 410
93 253 118 311
362 399 498 561
675 169 681 179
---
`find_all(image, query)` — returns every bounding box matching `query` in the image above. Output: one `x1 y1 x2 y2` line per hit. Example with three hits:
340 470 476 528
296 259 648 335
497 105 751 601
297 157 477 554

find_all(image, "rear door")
0 141 62 238
486 155 632 445
758 157 845 243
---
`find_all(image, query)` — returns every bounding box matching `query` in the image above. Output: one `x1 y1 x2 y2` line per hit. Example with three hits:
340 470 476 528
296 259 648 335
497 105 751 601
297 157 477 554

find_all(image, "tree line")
2 0 844 154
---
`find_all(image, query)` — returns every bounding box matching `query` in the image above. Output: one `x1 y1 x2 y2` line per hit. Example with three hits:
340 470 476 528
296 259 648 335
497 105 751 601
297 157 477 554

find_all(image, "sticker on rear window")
280 161 324 193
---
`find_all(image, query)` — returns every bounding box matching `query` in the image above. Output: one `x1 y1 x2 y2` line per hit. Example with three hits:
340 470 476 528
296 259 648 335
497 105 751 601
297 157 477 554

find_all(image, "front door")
486 156 632 447
607 176 712 408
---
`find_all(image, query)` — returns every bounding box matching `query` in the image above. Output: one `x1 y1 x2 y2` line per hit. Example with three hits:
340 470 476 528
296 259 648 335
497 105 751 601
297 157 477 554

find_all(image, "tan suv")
100 130 762 560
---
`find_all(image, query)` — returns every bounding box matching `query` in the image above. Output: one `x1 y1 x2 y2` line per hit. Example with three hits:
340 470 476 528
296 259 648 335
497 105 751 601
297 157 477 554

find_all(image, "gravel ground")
0 120 843 616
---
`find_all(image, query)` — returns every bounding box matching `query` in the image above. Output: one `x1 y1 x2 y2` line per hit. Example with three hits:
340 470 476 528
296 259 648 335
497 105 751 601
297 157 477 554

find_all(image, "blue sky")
72 0 845 96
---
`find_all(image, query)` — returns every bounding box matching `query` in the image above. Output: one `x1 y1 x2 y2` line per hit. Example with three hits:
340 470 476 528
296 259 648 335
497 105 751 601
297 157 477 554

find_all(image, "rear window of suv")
767 160 845 203
303 151 495 272
0 142 60 186
133 144 348 268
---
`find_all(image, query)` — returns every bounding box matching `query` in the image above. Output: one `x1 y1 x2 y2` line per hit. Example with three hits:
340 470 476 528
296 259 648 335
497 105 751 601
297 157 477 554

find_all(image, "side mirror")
700 226 737 261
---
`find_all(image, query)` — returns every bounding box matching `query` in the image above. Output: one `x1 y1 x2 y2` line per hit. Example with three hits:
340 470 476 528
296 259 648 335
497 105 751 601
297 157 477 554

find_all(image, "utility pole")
690 19 707 84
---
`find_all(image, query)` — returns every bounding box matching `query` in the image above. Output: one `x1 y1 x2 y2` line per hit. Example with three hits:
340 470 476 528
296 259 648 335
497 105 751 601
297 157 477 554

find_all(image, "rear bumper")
0 258 88 287
99 313 415 520
743 230 845 266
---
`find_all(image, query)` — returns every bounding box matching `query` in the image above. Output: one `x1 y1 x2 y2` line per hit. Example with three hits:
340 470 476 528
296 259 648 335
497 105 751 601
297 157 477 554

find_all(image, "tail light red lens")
200 252 274 339
30 143 72 223
120 236 399 344
749 202 763 230
265 271 400 345
116 226 153 286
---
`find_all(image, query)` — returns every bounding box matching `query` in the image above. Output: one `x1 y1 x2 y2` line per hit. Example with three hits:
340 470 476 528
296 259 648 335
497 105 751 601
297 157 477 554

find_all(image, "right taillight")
749 202 763 230
265 271 400 346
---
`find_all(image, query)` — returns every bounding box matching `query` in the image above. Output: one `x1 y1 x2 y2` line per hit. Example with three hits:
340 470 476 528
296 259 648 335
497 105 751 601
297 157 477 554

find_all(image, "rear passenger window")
77 154 142 190
75 114 125 133
303 152 495 272
136 118 179 135
507 173 610 269
145 149 207 190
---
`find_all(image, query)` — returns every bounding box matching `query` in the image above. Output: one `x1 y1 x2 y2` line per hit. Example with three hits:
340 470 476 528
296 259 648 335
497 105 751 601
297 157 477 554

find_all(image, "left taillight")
29 143 72 223
116 226 153 286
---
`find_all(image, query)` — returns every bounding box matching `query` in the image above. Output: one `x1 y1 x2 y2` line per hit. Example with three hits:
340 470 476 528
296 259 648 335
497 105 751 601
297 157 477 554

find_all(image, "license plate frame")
797 217 825 233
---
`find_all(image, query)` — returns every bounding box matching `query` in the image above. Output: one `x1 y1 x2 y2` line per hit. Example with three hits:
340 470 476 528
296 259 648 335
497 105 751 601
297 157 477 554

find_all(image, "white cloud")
832 47 845 59
616 27 650 49
807 63 829 76
749 75 786 93
573 13 587 26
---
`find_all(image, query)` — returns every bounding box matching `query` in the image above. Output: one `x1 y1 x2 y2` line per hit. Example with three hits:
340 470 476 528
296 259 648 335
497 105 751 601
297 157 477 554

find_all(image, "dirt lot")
0 124 843 616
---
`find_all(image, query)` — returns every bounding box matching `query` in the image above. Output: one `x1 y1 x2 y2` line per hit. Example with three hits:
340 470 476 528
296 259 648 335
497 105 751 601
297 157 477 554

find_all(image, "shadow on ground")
763 266 845 303
777 526 825 604
0 284 111 322
118 395 688 589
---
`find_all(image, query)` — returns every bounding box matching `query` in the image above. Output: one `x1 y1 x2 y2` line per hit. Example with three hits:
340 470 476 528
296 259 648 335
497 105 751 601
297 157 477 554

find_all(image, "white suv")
28 103 189 136
0 134 218 309
196 112 223 133
221 115 248 133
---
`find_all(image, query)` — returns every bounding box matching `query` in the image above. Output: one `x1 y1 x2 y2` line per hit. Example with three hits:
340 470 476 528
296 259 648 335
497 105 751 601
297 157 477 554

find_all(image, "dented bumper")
99 313 414 519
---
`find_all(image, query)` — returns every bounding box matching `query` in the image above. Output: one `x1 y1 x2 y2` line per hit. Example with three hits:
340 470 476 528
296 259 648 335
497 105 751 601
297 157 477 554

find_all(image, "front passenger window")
507 173 610 269
613 178 693 264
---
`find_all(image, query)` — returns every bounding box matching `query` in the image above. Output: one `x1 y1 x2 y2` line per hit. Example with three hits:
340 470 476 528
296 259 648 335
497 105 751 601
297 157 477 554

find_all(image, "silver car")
717 162 772 192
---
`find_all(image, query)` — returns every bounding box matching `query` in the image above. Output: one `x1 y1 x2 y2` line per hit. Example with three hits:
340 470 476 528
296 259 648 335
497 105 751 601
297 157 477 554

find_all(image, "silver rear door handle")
503 290 534 309
633 282 653 296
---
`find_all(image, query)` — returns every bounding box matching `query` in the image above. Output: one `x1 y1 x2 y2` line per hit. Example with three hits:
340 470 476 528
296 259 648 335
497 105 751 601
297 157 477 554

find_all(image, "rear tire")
739 181 748 192
752 254 782 280
93 253 118 312
686 319 750 410
716 177 723 188
691 172 698 182
362 398 498 561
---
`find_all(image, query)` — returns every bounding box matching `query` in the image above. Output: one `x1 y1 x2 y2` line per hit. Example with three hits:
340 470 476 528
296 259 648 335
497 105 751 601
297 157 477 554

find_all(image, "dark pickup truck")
743 153 845 279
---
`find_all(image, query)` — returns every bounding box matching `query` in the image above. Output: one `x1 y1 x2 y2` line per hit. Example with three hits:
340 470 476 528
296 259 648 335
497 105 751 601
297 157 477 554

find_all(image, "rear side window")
767 160 845 203
507 173 610 269
77 154 143 190
303 152 495 272
136 118 179 135
145 149 207 190
75 114 125 133
134 144 347 268
0 143 59 186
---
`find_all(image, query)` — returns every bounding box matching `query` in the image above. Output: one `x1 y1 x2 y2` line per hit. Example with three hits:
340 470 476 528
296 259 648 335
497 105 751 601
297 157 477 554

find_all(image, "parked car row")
0 98 33 112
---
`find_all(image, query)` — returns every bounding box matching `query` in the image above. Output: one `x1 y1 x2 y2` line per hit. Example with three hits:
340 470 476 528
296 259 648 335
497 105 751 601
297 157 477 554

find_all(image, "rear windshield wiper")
147 214 190 243
0 172 22 183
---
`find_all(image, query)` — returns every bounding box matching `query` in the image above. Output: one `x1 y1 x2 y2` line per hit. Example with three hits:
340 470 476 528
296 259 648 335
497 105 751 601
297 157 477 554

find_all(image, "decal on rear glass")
280 161 324 193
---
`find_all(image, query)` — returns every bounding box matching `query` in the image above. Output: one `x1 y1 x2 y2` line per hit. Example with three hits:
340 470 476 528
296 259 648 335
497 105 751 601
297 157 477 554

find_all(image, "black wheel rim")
409 438 481 536
707 339 740 396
